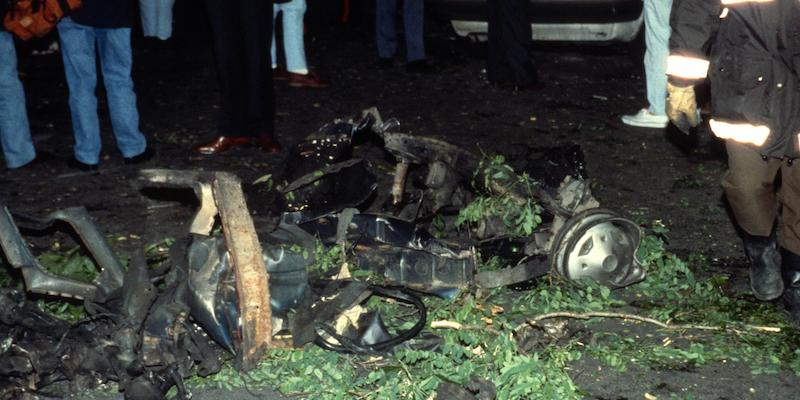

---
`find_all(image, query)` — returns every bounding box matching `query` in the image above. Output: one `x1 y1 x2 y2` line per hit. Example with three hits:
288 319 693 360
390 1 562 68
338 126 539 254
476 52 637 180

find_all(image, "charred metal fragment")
186 236 239 353
0 238 227 400
0 206 124 302
137 169 216 235
297 212 476 294
382 133 480 177
354 248 474 293
281 159 377 221
306 282 427 355
285 114 376 179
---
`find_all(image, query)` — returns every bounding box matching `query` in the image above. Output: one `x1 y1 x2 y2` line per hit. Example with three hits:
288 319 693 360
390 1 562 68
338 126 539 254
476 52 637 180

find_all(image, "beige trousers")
722 141 800 254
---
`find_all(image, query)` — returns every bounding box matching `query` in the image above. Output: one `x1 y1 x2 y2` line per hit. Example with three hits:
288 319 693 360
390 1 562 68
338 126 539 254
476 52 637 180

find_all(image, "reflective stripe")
721 0 772 4
666 55 710 80
710 119 770 146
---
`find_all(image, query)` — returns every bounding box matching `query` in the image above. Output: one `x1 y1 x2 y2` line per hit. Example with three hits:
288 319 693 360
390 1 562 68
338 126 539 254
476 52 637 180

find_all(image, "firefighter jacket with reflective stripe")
668 0 800 158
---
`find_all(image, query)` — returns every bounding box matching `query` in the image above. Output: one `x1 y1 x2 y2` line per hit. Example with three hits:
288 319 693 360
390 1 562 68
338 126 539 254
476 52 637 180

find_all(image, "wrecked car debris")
0 108 648 399
300 281 427 355
280 158 378 221
138 169 273 369
0 249 224 400
287 108 644 288
0 206 124 302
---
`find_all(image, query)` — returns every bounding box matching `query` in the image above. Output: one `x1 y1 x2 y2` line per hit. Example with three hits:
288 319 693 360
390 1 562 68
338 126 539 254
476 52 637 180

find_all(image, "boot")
781 249 800 327
742 232 784 301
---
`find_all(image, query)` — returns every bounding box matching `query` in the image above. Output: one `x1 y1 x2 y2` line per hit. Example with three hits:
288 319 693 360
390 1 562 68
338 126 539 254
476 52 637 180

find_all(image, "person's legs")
723 141 784 300
779 162 800 256
504 0 534 85
140 0 176 40
280 0 308 73
402 0 425 62
58 18 102 165
779 161 800 326
722 142 782 237
0 31 35 169
621 0 671 127
96 27 147 158
204 0 272 136
643 0 671 116
239 0 274 136
197 0 277 154
271 4 279 69
486 0 509 84
375 0 397 59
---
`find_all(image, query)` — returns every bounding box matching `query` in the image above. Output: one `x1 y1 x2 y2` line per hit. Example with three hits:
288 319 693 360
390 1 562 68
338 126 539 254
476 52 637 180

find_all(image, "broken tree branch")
514 311 782 335
212 172 272 370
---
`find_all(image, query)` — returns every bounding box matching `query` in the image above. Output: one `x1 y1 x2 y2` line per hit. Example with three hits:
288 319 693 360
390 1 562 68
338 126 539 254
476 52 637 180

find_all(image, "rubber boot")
781 249 800 327
742 232 784 301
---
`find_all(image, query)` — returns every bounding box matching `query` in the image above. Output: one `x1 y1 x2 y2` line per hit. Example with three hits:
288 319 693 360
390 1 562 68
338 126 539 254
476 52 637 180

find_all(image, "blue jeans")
271 0 308 72
139 0 175 40
375 0 425 62
643 0 671 116
58 18 146 165
0 31 36 168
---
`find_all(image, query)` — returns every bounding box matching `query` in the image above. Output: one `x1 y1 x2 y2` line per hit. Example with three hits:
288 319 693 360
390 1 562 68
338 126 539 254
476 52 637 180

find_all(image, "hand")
666 82 699 133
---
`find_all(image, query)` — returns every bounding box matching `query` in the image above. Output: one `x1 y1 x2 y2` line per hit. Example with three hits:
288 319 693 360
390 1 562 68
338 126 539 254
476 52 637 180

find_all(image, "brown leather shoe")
193 136 252 155
287 70 329 88
255 133 282 154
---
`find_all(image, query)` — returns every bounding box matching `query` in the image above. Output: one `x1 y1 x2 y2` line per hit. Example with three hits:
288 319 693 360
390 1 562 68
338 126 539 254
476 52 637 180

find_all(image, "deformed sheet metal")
0 206 124 301
281 158 377 222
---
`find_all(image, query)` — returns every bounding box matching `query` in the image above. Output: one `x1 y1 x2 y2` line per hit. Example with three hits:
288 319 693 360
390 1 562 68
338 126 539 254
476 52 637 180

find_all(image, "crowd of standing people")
0 0 542 168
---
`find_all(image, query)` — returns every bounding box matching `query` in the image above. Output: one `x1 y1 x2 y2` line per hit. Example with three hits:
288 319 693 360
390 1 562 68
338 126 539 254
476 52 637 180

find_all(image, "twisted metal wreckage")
0 108 646 399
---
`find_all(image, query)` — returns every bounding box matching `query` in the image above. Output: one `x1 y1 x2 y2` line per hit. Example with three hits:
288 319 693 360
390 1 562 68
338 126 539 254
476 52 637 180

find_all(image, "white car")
428 0 643 43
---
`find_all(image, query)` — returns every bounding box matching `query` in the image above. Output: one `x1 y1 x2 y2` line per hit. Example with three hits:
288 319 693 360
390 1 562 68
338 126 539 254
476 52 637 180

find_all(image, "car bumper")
430 0 643 42
451 16 642 42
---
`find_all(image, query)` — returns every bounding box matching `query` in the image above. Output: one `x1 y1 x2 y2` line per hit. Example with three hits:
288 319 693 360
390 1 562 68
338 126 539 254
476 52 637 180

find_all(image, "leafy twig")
514 311 782 335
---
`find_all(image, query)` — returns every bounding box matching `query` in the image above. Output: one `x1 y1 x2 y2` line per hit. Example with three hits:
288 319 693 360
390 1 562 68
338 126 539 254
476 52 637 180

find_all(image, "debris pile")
0 109 645 399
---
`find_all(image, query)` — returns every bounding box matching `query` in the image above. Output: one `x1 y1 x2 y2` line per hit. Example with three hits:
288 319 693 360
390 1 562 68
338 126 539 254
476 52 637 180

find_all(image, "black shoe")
781 249 800 328
67 158 98 171
124 147 155 165
743 232 784 301
378 57 394 70
406 60 436 74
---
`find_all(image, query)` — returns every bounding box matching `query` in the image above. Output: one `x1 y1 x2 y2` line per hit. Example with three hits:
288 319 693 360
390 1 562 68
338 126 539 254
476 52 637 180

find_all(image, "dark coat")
669 0 800 158
1 1 7 32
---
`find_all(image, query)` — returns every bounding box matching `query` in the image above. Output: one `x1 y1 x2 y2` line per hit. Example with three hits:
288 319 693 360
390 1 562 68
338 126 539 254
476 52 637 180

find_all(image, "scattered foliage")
456 155 543 237
2 210 799 398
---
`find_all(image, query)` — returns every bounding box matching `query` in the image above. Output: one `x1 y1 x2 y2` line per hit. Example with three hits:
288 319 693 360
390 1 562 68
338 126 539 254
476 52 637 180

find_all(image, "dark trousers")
487 0 536 86
204 0 274 137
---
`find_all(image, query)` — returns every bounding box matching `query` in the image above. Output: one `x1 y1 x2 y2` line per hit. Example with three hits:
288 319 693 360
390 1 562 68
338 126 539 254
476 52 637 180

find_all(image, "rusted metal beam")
210 172 272 370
